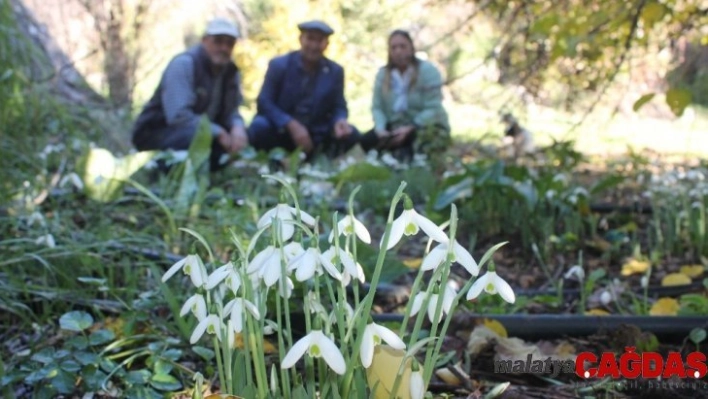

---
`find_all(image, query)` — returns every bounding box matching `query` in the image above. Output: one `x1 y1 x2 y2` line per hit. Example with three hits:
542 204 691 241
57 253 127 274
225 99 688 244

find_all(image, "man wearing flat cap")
131 18 248 171
248 20 360 158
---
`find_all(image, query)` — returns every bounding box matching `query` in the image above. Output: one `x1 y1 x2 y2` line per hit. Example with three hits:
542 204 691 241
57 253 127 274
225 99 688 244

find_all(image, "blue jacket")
255 51 348 135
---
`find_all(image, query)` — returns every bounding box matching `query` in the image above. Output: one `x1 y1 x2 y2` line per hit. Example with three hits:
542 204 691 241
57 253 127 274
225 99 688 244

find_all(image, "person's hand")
229 125 249 152
389 125 415 147
217 129 235 153
334 119 353 139
287 119 313 153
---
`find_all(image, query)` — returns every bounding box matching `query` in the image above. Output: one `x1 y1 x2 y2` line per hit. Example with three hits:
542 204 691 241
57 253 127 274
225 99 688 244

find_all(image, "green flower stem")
204 289 227 396
340 181 407 399
275 282 292 398
300 284 316 398
397 263 427 337
347 187 362 310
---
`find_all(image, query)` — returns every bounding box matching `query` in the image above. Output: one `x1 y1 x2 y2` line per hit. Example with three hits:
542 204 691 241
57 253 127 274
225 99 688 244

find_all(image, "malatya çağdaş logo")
494 347 707 380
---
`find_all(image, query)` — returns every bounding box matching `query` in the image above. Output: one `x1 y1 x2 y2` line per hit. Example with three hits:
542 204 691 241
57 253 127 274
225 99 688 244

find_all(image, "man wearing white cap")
131 18 248 171
248 20 360 159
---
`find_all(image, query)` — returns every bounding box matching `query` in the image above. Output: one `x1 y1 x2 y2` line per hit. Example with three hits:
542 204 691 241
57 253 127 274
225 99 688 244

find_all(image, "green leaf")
79 147 156 202
124 386 163 399
77 277 108 286
31 347 56 364
89 329 115 346
291 385 310 399
485 381 510 398
65 336 89 350
192 346 214 361
74 351 99 366
162 348 183 361
478 242 508 270
433 177 473 210
53 349 70 359
126 369 152 385
81 365 108 390
633 93 655 112
149 373 182 391
689 328 707 344
59 311 94 332
153 359 174 375
590 174 625 196
588 268 606 283
50 369 76 394
328 162 392 186
666 88 692 117
59 359 81 373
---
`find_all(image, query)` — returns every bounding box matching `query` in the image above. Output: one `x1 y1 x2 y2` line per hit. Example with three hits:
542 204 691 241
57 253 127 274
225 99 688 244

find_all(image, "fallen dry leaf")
366 345 415 399
621 258 650 276
661 273 692 286
680 265 705 278
649 298 680 316
586 309 610 316
482 318 508 338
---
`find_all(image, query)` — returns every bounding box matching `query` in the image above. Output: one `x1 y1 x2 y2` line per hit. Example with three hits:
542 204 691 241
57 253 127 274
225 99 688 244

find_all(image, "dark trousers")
132 118 226 172
247 115 361 160
359 123 451 163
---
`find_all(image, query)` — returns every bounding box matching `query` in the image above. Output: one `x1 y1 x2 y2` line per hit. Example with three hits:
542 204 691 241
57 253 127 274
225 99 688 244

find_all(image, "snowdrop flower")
59 172 84 190
410 364 425 399
360 322 406 368
421 238 479 276
329 214 371 244
321 247 363 283
180 294 207 321
264 319 278 335
257 203 316 242
206 261 241 294
328 301 354 325
386 197 447 250
600 290 612 306
564 265 585 282
190 314 223 344
410 283 456 324
288 247 342 282
247 246 285 288
640 275 649 289
35 234 56 248
162 254 208 289
281 330 346 375
277 277 294 299
283 242 305 262
224 298 260 333
341 261 366 286
466 269 515 304
27 211 46 228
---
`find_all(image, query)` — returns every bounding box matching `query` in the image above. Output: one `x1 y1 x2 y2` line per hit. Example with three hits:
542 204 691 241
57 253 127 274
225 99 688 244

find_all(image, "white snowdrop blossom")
360 322 406 368
421 238 479 276
321 247 363 283
247 246 286 288
328 301 354 325
283 242 305 262
35 234 56 248
386 207 448 250
329 214 371 244
179 294 207 321
409 369 425 399
162 254 208 289
466 271 515 304
410 283 456 324
600 290 612 306
564 265 585 282
257 203 316 242
288 247 343 282
341 261 366 286
190 314 223 344
206 261 241 294
281 330 346 375
224 298 260 333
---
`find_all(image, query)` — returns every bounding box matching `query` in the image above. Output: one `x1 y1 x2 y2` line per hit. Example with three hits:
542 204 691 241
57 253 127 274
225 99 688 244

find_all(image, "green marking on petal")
184 264 191 275
344 225 354 235
373 335 382 345
207 324 215 334
404 222 419 236
309 344 321 358
485 283 496 294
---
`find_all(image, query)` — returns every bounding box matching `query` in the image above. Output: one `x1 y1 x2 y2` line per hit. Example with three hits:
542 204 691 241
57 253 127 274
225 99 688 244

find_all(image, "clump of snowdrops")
161 175 514 398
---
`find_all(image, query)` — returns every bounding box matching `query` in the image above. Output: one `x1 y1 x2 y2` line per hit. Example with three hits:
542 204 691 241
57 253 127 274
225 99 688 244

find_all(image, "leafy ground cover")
1 127 707 398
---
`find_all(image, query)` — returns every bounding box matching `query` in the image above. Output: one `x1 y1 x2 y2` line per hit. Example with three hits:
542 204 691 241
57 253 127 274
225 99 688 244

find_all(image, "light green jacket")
371 59 450 134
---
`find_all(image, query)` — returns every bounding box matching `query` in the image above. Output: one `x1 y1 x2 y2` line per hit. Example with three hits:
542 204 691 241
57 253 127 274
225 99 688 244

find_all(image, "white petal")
226 271 241 295
360 325 376 368
180 294 198 317
244 299 261 320
256 207 278 229
374 324 406 350
281 333 313 369
247 246 275 274
231 301 244 333
442 284 456 314
262 252 283 287
295 255 317 281
466 273 490 301
386 215 406 250
228 319 237 349
492 273 516 304
319 253 343 281
190 314 220 344
206 263 232 289
189 257 209 288
426 294 440 323
162 257 186 282
453 241 479 276
352 218 371 244
410 293 425 316
338 250 359 279
410 371 425 399
413 212 448 243
421 245 447 271
289 206 315 226
284 242 305 261
278 277 294 299
312 332 346 375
